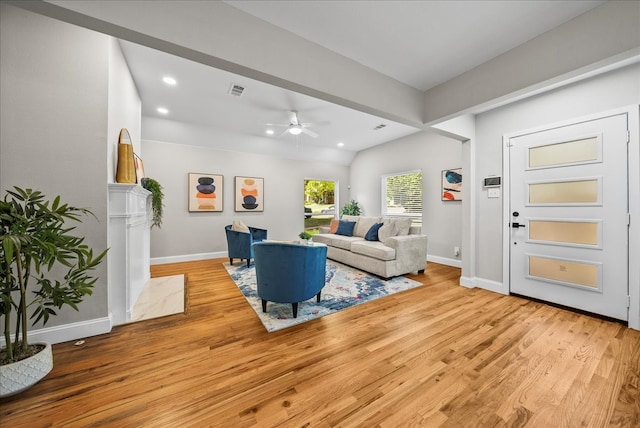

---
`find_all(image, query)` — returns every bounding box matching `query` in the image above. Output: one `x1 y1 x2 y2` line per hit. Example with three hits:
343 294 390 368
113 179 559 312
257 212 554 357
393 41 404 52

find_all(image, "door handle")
511 222 526 228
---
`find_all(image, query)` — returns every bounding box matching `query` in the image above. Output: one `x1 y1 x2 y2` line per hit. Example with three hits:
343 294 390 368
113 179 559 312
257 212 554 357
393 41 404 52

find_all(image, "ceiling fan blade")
301 128 318 138
288 111 299 125
301 120 331 127
264 123 289 127
278 129 290 137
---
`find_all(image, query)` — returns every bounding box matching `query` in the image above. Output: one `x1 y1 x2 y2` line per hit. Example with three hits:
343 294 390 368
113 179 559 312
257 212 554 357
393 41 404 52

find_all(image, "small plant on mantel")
0 187 107 365
141 177 164 229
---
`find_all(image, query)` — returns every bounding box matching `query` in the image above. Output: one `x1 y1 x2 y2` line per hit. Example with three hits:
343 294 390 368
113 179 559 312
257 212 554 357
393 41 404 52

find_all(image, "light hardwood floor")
1 259 638 427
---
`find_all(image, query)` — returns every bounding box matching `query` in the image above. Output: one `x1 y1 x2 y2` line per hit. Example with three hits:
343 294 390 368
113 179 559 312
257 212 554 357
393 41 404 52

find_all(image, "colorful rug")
223 260 422 332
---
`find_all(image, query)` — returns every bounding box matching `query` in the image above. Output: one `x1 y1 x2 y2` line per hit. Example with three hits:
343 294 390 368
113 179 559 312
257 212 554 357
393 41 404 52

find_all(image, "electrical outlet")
454 246 460 257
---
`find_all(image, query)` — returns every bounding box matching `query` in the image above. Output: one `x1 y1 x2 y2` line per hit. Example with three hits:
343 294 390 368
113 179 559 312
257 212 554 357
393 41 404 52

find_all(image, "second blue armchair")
225 224 268 267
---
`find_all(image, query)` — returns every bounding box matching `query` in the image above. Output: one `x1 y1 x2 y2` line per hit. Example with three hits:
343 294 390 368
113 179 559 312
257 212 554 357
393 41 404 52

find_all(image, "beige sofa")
312 215 428 278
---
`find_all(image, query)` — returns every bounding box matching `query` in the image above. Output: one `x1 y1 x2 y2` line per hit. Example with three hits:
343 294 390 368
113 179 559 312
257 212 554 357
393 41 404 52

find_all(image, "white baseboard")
0 316 112 347
151 251 226 265
427 254 462 268
476 277 508 295
459 276 474 288
458 276 507 295
153 252 465 270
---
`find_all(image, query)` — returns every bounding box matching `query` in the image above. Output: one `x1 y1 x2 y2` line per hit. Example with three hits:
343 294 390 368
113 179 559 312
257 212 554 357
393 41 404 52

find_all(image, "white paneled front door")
508 113 629 321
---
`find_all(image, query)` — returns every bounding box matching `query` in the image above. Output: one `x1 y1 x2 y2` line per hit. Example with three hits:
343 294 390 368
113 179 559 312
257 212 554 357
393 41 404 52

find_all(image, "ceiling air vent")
228 83 245 97
373 124 387 131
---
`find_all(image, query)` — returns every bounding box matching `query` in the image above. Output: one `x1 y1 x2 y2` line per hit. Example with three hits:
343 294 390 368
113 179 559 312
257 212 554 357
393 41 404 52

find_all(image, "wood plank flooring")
1 259 638 427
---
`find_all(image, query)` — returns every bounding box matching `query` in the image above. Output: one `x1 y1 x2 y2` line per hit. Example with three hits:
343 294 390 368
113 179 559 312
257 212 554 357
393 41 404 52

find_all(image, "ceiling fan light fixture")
288 126 303 135
162 76 177 85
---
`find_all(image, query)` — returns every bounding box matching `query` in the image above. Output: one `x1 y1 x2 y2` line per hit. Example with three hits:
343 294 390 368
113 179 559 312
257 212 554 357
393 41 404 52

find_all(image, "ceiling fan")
266 111 329 138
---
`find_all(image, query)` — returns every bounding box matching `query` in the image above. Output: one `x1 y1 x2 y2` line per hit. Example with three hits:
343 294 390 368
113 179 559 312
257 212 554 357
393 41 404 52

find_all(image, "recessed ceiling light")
337 142 344 147
157 107 169 114
162 76 177 85
266 129 274 135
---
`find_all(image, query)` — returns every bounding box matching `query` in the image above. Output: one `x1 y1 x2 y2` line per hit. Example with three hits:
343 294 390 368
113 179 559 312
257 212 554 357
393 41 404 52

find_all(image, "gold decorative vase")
116 129 136 184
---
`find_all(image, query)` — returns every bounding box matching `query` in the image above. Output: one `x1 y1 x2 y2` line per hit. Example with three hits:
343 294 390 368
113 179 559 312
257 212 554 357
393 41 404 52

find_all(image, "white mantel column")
108 184 151 325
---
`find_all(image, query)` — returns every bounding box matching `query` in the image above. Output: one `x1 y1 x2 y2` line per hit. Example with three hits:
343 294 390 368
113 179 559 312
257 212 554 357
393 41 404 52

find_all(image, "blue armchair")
225 224 268 267
253 242 327 318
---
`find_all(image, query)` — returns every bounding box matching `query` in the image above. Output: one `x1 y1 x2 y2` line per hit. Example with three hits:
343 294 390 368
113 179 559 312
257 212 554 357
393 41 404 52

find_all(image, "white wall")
107 39 142 182
349 130 462 265
474 63 640 284
140 132 350 262
0 4 110 328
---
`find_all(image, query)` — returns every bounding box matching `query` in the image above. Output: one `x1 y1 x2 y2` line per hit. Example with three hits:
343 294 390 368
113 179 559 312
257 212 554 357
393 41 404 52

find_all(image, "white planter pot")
0 342 53 397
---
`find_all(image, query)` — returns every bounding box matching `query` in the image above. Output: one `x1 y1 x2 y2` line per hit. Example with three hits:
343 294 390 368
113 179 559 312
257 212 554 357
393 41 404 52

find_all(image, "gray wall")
0 4 111 325
474 63 640 283
140 133 350 260
350 131 462 262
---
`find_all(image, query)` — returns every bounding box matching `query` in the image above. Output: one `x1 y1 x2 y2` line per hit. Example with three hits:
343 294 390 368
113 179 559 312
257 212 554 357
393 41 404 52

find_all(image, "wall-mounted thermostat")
483 176 501 187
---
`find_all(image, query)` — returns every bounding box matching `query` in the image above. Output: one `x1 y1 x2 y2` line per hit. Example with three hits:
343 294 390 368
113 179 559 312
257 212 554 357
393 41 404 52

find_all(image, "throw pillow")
364 223 383 241
329 219 339 234
377 222 396 241
231 220 250 233
394 218 412 236
335 220 356 236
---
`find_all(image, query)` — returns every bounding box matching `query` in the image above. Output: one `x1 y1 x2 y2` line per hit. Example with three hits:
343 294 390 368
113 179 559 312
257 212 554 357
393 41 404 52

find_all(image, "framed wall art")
134 153 145 184
188 173 223 212
442 168 462 201
235 176 264 212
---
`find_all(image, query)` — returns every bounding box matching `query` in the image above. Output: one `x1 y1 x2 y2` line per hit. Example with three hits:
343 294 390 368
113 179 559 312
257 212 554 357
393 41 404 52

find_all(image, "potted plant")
141 177 164 228
340 200 362 217
298 231 313 242
0 187 107 397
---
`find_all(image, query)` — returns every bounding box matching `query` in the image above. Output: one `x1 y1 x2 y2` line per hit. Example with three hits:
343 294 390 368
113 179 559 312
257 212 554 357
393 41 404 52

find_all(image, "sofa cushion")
378 221 396 241
335 220 356 236
331 235 364 250
310 233 332 245
351 241 396 261
328 219 339 233
365 223 383 241
353 216 383 238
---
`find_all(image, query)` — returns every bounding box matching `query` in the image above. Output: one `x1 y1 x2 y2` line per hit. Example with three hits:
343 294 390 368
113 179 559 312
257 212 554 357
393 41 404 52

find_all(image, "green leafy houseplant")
0 187 107 364
340 200 362 217
141 177 164 229
298 231 313 240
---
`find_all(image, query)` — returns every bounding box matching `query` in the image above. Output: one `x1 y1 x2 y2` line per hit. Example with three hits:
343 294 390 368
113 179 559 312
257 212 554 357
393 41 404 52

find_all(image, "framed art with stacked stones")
188 173 223 212
235 176 264 212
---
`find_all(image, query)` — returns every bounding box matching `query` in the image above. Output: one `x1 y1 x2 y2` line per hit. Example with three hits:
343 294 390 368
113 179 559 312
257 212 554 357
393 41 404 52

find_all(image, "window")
382 170 422 226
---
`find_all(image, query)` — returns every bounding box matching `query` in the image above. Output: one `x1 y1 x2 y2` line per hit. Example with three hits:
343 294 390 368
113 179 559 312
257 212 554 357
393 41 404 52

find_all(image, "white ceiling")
120 40 420 158
121 0 605 160
226 0 605 91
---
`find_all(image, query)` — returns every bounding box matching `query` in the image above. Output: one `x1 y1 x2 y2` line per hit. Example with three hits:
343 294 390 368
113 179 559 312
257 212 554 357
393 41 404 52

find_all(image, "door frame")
501 105 640 330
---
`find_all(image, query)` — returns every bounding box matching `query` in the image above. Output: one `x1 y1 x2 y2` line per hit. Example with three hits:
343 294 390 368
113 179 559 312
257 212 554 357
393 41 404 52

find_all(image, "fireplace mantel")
108 183 151 325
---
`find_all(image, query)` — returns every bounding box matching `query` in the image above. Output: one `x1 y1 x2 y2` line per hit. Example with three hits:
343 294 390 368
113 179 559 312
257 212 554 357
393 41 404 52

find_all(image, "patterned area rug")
223 260 422 332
